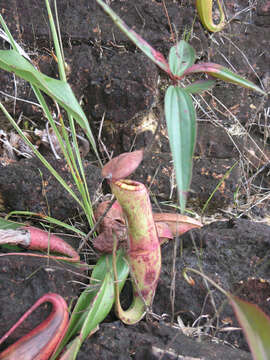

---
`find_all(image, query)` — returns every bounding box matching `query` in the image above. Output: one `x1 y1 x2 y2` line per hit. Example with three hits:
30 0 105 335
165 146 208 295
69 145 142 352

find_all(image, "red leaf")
153 213 202 238
0 293 69 360
102 150 143 182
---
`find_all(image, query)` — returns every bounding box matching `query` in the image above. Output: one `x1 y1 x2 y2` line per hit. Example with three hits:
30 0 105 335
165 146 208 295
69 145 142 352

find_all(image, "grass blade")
0 49 99 158
0 102 86 209
45 0 66 82
0 51 85 131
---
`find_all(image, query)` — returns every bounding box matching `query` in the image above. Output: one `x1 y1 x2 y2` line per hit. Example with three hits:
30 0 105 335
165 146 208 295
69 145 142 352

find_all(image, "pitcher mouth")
114 179 144 192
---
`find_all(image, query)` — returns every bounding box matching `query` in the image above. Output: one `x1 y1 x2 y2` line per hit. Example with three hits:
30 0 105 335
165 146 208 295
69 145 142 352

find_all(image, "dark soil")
79 321 252 360
0 0 270 359
155 219 270 352
0 255 86 349
0 156 102 219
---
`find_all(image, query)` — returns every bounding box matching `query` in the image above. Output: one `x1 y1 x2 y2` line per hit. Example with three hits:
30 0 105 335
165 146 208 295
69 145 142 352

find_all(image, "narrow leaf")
67 251 129 338
153 212 202 237
230 295 270 360
96 0 170 74
0 50 98 152
0 15 31 60
58 336 81 360
184 63 266 95
52 250 129 359
0 218 22 230
184 79 215 94
57 271 117 360
90 250 129 288
169 40 195 77
165 86 196 213
79 272 113 343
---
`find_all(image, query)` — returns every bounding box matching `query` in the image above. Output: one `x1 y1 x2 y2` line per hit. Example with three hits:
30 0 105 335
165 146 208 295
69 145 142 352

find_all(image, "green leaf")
0 50 98 151
185 79 215 94
44 0 66 82
79 272 113 343
56 280 110 360
61 270 115 360
169 40 195 77
230 295 270 360
52 250 129 359
0 218 25 251
0 218 22 230
184 63 266 95
96 0 170 74
57 336 81 360
65 250 129 340
165 86 196 213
